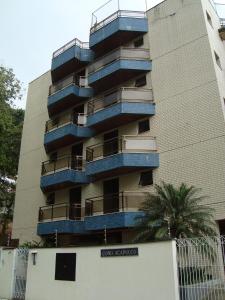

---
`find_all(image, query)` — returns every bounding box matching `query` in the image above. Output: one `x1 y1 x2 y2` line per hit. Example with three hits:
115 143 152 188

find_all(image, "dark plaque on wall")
101 247 138 257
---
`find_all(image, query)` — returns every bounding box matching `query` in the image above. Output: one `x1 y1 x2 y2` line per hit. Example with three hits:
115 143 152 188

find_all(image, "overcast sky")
0 0 225 108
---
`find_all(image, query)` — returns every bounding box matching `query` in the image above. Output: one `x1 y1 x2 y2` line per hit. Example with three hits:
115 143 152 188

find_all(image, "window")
134 37 144 48
135 75 146 87
46 193 55 205
139 171 153 186
138 119 150 133
55 253 76 281
49 152 57 162
214 51 222 69
206 11 213 28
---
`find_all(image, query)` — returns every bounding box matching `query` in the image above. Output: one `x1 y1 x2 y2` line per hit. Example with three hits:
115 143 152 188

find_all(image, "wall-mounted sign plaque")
101 247 138 257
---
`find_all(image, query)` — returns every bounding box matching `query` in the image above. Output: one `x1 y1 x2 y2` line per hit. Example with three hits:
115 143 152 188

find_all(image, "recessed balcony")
48 74 93 116
88 48 151 93
86 135 159 179
219 19 225 40
37 191 147 235
51 38 94 82
86 87 155 132
84 191 146 231
90 10 148 56
40 155 90 192
44 112 94 152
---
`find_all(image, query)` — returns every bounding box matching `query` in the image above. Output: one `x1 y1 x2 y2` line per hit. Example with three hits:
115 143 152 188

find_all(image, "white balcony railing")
88 47 150 74
53 38 89 58
86 135 157 162
49 74 88 96
87 87 154 114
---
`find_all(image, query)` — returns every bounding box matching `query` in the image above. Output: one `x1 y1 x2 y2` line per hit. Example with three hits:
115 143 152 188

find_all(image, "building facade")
12 0 225 246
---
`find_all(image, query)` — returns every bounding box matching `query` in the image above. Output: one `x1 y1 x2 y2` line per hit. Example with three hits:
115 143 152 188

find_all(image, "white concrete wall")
0 249 15 299
25 241 179 300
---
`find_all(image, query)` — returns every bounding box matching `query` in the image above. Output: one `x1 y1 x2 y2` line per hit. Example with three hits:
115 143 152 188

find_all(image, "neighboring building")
12 0 225 246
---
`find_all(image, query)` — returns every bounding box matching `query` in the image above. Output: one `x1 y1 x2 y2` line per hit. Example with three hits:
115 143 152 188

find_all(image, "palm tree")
134 182 217 241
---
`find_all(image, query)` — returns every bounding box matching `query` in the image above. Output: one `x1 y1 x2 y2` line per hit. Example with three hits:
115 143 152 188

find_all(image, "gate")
176 236 225 300
12 248 29 300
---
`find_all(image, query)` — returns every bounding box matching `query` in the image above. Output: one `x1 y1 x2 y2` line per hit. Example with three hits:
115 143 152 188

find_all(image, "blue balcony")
86 136 159 179
41 156 90 192
37 191 147 235
37 212 144 235
44 114 94 152
90 10 148 56
48 74 93 116
88 48 151 93
51 38 94 82
85 212 144 231
87 88 155 132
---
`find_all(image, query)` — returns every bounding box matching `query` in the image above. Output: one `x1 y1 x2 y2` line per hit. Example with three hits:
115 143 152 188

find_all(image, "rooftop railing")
41 155 84 175
45 112 86 133
90 10 146 34
38 191 148 222
53 38 89 58
86 135 157 162
88 47 150 74
49 73 88 96
87 87 154 115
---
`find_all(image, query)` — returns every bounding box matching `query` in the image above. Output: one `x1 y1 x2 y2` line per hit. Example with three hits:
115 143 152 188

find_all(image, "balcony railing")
220 18 225 26
90 10 146 34
86 135 157 162
38 191 148 222
53 38 89 58
41 155 84 175
49 73 88 96
87 87 153 114
45 113 86 133
85 191 148 215
88 47 150 75
38 203 83 222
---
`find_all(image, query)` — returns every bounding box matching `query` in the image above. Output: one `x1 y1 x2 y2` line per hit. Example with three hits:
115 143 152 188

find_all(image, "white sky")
0 0 225 108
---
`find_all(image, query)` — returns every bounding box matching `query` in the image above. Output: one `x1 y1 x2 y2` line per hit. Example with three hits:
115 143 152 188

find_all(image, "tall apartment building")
12 0 225 246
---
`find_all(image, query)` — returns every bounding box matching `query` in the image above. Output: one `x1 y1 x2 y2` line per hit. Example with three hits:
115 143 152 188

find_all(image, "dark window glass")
46 193 55 205
55 253 76 281
134 37 144 47
49 152 57 162
138 119 150 133
139 171 153 186
135 76 146 87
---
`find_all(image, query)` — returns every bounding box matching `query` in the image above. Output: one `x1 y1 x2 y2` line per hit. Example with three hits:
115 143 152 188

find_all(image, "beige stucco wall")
147 0 225 219
12 72 51 243
25 241 179 300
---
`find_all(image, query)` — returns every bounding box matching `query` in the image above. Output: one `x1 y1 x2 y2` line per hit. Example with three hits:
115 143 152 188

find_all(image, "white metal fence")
176 236 225 300
12 248 29 300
